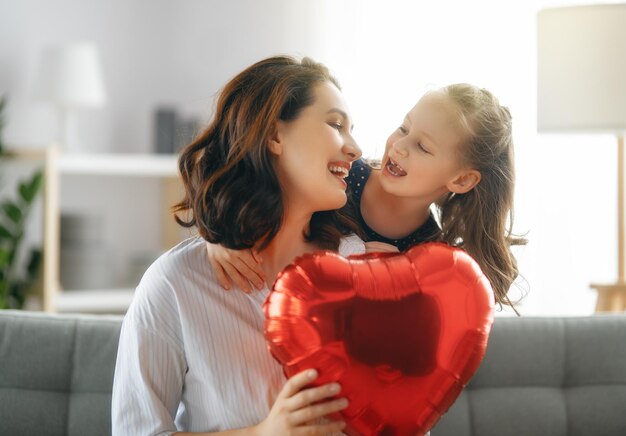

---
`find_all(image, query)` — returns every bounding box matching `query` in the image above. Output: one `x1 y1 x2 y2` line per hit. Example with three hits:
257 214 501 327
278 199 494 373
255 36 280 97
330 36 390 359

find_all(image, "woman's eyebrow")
327 108 354 131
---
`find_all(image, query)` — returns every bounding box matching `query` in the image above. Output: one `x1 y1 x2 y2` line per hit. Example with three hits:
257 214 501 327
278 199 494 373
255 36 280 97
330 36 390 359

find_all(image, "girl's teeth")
387 159 407 176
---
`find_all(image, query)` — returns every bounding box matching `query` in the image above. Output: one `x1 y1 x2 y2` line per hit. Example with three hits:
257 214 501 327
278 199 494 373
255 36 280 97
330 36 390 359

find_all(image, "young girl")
207 83 526 311
112 56 364 435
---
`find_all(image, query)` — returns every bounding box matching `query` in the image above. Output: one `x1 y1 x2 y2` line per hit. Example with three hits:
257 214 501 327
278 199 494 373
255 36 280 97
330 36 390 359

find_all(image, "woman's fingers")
288 397 349 427
286 382 341 411
295 419 347 435
278 369 318 400
268 369 348 435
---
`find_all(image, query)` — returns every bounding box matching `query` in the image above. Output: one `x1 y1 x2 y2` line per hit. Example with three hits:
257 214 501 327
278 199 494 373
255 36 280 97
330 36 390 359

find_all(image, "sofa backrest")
432 315 626 436
0 310 122 436
2 311 626 436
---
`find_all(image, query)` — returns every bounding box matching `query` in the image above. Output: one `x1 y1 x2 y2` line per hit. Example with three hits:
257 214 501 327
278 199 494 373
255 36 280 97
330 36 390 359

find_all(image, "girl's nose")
392 140 409 158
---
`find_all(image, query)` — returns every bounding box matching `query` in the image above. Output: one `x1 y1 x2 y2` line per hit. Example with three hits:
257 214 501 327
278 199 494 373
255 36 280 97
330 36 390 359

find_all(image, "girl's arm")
206 242 266 292
364 241 400 253
174 370 348 436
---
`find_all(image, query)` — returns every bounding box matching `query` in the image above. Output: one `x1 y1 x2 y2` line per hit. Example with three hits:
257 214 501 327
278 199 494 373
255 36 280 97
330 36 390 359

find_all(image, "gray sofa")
1 310 625 436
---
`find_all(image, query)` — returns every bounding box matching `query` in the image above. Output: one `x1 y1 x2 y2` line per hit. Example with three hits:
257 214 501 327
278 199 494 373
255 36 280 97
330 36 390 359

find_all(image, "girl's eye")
416 142 430 154
329 122 343 130
398 126 408 135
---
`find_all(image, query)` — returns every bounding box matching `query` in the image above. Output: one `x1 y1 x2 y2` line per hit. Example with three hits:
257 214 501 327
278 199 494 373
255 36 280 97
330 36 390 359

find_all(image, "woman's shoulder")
130 237 214 309
149 236 208 275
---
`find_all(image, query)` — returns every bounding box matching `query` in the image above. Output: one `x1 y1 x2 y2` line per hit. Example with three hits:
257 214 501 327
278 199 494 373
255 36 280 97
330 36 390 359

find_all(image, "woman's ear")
267 121 285 156
447 169 481 194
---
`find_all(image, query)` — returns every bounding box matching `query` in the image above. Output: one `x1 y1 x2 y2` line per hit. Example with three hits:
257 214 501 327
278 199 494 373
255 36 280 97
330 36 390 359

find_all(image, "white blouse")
112 235 365 435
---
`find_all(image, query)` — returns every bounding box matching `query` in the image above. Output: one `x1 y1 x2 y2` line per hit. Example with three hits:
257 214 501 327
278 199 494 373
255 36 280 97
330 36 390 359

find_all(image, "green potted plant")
0 95 44 309
0 95 6 154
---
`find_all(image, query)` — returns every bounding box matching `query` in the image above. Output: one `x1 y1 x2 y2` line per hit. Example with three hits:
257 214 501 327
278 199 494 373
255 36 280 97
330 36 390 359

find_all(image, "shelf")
0 148 47 161
56 288 135 314
4 146 183 313
58 153 179 177
2 148 179 177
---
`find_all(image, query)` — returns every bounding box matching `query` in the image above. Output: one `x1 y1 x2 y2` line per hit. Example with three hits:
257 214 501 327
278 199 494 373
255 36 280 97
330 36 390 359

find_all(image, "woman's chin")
315 192 347 212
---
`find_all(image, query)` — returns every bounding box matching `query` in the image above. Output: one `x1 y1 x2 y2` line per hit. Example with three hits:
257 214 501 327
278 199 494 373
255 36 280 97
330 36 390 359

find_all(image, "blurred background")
0 0 619 315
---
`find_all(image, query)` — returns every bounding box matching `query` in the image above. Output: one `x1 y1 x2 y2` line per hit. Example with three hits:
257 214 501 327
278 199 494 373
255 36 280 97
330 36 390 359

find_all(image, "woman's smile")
328 161 351 188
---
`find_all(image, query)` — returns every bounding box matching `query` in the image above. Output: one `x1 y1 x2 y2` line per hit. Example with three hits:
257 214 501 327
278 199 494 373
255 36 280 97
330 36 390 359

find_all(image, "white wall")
0 0 617 314
1 0 349 152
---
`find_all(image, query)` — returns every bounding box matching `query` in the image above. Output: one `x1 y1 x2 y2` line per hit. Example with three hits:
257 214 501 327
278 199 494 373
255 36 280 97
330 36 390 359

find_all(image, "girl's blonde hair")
436 84 526 313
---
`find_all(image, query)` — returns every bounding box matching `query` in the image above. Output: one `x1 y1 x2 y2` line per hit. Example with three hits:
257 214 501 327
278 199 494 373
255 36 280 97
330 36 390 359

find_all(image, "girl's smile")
382 157 407 178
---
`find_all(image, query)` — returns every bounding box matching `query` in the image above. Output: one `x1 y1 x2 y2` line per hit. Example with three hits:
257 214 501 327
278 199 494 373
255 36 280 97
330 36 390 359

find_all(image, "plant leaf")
26 248 42 277
2 201 22 224
19 170 43 203
0 248 11 268
0 248 9 268
0 223 12 239
8 281 26 309
18 182 30 202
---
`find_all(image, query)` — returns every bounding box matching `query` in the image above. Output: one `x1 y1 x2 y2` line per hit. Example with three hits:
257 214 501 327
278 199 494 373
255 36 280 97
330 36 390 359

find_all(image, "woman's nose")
344 136 362 161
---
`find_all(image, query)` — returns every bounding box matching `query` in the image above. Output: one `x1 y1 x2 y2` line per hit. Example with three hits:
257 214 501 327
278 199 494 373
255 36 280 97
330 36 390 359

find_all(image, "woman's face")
273 81 361 214
379 92 471 202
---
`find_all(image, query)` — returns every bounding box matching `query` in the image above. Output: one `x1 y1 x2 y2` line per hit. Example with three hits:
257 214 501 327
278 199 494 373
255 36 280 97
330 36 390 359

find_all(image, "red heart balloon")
263 242 495 435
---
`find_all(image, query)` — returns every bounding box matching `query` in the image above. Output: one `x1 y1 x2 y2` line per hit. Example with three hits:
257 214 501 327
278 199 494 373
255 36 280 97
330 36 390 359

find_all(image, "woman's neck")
362 169 433 239
257 212 319 288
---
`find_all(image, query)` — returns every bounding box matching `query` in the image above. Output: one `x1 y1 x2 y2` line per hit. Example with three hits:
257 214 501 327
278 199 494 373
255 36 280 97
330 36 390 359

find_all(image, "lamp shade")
34 42 106 109
537 5 626 133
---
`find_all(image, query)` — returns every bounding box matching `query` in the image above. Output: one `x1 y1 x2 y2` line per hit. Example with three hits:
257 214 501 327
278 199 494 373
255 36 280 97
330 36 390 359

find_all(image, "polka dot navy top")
346 158 441 252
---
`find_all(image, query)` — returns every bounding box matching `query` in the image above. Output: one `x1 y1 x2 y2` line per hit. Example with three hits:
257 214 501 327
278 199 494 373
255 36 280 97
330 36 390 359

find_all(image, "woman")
112 56 363 435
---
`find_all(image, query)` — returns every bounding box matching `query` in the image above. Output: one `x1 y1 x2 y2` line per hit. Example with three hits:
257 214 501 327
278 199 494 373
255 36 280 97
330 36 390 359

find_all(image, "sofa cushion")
0 310 122 436
433 315 626 436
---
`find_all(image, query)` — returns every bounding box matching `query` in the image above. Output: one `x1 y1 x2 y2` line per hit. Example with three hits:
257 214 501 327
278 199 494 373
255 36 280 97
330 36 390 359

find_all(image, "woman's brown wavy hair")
173 55 360 251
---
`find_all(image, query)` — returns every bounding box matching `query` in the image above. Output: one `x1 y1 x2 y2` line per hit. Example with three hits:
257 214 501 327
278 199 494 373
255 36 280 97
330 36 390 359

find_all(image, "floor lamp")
537 5 626 312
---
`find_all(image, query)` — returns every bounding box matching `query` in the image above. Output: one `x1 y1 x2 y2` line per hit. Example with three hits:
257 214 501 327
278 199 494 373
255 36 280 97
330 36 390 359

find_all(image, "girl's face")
380 92 478 202
272 81 361 214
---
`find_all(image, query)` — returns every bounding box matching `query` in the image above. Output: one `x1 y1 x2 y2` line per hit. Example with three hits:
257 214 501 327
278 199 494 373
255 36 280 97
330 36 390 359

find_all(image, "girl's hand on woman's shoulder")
205 242 266 293
253 369 348 436
364 241 400 254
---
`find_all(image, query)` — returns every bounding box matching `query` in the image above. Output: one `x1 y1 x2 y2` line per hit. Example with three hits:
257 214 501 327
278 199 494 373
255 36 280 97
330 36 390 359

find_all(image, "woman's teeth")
328 164 349 178
386 158 407 176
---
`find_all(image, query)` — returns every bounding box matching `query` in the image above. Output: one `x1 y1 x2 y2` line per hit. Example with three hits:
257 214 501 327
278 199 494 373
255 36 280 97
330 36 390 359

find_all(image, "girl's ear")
267 121 285 156
447 169 481 194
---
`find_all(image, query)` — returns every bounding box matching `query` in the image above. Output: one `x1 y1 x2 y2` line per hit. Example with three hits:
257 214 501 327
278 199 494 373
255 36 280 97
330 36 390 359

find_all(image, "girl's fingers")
295 419 347 435
210 260 232 290
278 369 318 400
241 249 263 269
364 241 400 253
221 261 253 293
251 249 263 264
286 382 342 411
232 256 266 290
288 398 349 427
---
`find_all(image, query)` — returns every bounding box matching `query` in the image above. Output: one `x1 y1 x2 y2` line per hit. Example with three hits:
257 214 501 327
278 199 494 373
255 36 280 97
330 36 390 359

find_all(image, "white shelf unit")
57 153 179 177
38 147 182 313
